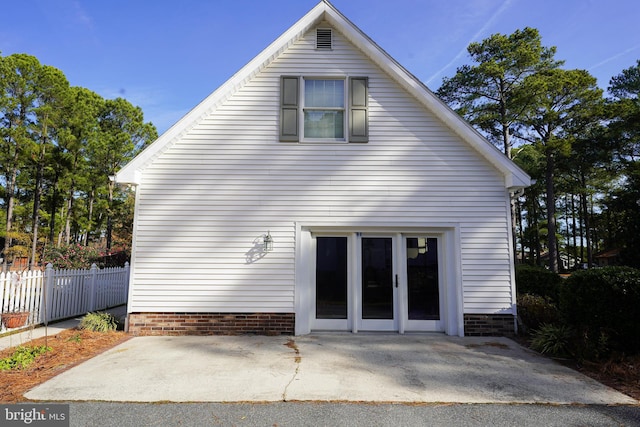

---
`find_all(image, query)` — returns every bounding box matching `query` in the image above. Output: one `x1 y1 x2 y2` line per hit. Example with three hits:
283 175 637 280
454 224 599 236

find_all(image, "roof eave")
116 2 330 186
321 2 531 190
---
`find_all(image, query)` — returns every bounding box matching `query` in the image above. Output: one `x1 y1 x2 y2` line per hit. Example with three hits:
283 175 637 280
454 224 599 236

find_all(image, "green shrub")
79 312 119 332
43 244 101 270
559 266 640 355
530 323 573 358
516 264 563 301
517 293 561 333
0 345 51 371
574 328 611 361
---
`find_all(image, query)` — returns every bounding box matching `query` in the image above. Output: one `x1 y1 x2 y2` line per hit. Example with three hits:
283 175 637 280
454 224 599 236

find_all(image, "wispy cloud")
71 0 93 29
588 43 640 71
426 0 513 85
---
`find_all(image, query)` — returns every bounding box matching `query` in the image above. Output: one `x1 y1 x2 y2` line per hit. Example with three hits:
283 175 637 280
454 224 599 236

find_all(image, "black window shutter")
280 76 299 142
349 77 368 142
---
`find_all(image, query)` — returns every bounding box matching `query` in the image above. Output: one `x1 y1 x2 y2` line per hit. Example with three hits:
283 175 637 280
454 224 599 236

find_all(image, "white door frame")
400 234 444 333
356 233 399 332
309 233 353 331
295 224 464 336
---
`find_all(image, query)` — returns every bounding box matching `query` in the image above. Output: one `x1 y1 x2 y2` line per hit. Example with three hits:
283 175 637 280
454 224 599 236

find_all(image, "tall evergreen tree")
437 27 562 265
520 69 603 272
602 60 640 266
437 27 561 158
57 87 104 245
92 98 156 250
0 54 41 272
28 64 70 268
512 144 545 264
1 52 155 268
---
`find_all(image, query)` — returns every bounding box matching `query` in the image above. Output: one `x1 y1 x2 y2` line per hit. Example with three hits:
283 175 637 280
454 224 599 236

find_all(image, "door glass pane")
362 238 393 319
316 237 348 319
406 238 439 320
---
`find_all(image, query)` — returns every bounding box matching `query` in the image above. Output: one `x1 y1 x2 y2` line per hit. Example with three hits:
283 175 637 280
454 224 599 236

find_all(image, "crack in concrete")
282 338 300 401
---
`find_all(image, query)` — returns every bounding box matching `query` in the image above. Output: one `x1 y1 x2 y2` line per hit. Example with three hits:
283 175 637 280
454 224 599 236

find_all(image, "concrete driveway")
25 334 638 404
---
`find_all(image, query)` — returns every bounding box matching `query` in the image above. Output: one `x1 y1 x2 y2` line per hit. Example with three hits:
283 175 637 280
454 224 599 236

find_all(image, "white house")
116 1 531 337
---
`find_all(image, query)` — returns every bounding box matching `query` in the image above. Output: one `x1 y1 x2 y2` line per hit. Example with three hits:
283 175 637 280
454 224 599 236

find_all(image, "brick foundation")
464 314 516 336
127 312 295 336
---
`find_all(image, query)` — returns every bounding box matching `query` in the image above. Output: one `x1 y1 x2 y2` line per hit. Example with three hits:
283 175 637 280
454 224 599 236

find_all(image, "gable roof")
116 0 531 189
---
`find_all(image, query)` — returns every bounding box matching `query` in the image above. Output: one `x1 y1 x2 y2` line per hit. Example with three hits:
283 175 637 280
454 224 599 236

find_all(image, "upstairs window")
280 76 368 143
304 79 344 139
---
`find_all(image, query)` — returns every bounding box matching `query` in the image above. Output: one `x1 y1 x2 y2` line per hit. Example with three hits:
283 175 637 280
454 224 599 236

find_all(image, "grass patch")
530 323 573 358
67 333 82 343
79 312 119 332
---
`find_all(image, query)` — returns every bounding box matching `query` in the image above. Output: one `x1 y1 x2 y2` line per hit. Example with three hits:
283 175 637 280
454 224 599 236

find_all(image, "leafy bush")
530 323 573 358
574 328 611 361
0 345 51 371
559 266 640 355
516 264 563 301
79 312 119 332
43 244 101 269
517 293 561 333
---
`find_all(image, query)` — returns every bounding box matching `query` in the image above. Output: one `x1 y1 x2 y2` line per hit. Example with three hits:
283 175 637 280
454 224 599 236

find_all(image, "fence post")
43 264 55 325
124 262 130 306
89 263 98 312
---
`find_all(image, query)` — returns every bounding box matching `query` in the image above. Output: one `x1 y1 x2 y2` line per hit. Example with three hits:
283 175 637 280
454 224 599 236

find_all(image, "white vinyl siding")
128 23 513 315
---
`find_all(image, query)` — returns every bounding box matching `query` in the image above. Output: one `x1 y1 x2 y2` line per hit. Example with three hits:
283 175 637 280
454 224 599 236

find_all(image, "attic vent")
316 28 332 50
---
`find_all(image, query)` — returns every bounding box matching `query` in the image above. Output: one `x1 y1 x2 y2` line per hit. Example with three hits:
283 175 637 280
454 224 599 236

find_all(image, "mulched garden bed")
0 329 130 403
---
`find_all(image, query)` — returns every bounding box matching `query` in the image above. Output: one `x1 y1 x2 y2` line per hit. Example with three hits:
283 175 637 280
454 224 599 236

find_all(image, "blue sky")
2 0 639 134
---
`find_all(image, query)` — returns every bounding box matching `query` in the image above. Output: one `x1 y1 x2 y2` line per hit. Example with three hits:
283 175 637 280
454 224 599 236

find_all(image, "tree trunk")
2 168 18 273
563 194 571 270
532 197 541 266
517 199 525 263
106 179 114 251
502 118 511 158
64 153 80 245
29 158 45 270
578 193 585 263
589 194 596 263
501 106 519 265
510 195 518 264
48 171 59 243
64 188 74 245
545 150 559 273
85 188 95 246
579 173 593 268
571 194 578 263
57 203 66 246
581 194 592 268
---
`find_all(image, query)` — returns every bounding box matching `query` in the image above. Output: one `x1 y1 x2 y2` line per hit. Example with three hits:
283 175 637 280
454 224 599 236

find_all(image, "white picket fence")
0 263 129 332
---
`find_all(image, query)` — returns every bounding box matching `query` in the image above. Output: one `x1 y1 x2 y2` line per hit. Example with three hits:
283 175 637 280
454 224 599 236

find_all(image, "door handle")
395 274 398 288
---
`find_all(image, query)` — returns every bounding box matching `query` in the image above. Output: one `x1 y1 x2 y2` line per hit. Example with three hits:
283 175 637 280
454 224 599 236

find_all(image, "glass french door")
359 237 397 331
405 237 441 331
313 234 442 332
314 236 350 330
